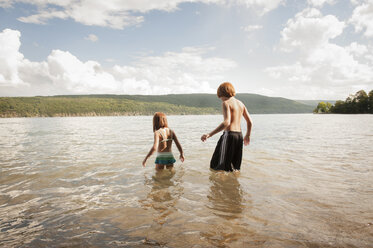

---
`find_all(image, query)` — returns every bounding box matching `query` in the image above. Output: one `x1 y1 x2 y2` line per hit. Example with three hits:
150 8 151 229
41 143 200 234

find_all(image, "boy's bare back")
222 97 245 132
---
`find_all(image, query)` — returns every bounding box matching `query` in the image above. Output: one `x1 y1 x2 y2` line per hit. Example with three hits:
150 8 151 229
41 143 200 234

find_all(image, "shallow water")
0 114 372 247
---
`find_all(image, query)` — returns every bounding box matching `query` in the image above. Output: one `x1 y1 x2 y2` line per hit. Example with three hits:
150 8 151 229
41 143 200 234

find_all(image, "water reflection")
141 168 184 226
202 171 263 247
207 171 245 220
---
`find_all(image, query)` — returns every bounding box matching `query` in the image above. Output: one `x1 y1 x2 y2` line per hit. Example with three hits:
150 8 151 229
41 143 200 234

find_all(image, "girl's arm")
243 106 252 146
172 130 184 162
201 101 230 141
142 132 159 167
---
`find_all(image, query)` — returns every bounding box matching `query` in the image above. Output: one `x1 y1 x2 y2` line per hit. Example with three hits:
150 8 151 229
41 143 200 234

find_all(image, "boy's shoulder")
231 97 246 111
234 97 242 103
223 97 244 109
230 97 244 106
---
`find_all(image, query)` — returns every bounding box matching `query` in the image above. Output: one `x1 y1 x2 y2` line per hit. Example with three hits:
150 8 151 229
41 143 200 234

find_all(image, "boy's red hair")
217 82 236 98
153 112 168 132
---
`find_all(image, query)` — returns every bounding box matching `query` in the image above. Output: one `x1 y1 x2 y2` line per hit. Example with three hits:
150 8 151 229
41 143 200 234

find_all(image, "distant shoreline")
0 112 219 118
0 113 319 118
0 94 314 117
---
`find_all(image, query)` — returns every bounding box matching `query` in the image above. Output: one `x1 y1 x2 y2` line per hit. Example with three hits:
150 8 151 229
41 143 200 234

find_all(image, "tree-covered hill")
57 93 314 114
236 94 314 114
0 96 216 117
0 93 314 117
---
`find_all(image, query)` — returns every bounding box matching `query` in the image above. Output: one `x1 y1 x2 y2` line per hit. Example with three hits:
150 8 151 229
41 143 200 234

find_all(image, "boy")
201 82 252 171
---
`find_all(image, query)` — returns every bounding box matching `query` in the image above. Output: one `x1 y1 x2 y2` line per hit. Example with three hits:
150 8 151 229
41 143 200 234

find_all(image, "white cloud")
266 8 373 99
85 34 98 42
279 8 345 51
345 42 368 57
0 0 12 7
0 29 24 85
47 50 119 92
234 0 284 14
267 62 313 82
1 0 283 29
242 25 263 33
350 0 361 5
17 9 68 24
0 28 236 96
307 0 336 7
350 1 373 37
105 58 116 63
111 47 236 94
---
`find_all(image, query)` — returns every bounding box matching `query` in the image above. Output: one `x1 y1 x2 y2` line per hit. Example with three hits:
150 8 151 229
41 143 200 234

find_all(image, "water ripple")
0 115 372 247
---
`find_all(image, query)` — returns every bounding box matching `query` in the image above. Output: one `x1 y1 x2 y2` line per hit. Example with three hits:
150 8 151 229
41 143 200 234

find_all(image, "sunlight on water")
0 115 372 247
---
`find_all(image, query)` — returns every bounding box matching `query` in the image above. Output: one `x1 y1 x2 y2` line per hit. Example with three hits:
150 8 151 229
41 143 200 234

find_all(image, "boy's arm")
201 101 230 141
142 132 159 166
243 106 252 146
172 130 184 162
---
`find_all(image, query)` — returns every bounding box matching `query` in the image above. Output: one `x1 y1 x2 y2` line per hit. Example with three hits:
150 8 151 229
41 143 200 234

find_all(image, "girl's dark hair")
153 112 168 132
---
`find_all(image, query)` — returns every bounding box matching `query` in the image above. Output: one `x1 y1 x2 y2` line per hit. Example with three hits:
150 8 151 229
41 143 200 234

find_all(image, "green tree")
330 90 372 114
314 102 332 113
331 100 346 113
354 90 369 113
368 90 373 114
314 102 324 113
326 102 332 113
345 95 357 113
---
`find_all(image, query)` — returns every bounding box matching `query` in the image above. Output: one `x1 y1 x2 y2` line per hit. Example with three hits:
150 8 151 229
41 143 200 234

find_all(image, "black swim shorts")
210 131 243 171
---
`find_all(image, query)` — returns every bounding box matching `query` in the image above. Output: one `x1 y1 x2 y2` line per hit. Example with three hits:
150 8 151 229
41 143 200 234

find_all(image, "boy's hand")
244 135 250 146
179 154 185 163
142 158 147 167
201 134 209 142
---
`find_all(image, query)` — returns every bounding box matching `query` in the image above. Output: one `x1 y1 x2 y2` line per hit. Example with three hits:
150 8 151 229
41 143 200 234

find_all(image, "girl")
143 112 184 170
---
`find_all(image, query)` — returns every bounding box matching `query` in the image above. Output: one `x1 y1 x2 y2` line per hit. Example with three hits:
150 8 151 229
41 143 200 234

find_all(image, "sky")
0 0 372 100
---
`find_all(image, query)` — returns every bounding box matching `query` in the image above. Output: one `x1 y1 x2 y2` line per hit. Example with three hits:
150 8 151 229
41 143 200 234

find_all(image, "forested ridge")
0 93 314 117
0 96 216 117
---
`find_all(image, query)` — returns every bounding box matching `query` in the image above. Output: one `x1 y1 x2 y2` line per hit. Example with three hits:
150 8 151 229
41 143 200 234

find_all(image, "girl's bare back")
157 128 173 152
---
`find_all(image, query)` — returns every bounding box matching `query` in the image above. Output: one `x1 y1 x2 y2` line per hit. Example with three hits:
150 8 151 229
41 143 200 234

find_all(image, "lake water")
0 114 372 247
